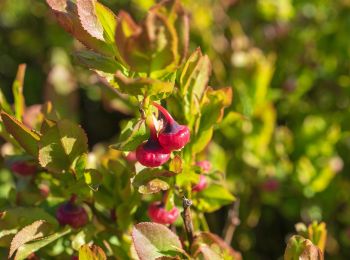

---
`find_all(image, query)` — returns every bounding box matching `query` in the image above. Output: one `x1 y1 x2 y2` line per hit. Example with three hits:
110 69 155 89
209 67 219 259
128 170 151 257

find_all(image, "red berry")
136 136 170 168
152 102 190 151
192 175 208 192
148 202 179 225
158 123 190 151
11 161 37 177
196 160 212 173
56 196 88 229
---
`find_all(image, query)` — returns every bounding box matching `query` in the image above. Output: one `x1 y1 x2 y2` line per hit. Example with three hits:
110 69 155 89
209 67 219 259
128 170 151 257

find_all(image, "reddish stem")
152 102 175 124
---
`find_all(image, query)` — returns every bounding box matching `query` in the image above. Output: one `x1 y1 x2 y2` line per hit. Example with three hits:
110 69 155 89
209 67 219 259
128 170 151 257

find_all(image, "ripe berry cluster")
136 102 190 168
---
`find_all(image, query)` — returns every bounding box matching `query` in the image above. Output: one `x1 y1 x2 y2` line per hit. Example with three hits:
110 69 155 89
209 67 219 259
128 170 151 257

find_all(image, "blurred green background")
1 0 350 259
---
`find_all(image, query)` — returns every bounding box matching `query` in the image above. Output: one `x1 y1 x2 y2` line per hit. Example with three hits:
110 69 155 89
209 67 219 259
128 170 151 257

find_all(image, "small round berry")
136 138 170 167
56 196 88 229
11 161 37 177
148 202 179 225
192 175 208 192
196 160 212 173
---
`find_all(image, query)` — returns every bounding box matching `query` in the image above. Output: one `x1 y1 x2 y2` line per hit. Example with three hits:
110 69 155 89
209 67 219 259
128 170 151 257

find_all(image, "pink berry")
11 161 37 176
56 196 88 229
192 175 208 192
148 202 179 225
152 102 190 151
196 160 212 173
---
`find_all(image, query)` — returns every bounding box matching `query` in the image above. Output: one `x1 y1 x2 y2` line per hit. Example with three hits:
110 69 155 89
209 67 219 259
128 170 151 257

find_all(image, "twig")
222 198 240 245
181 196 195 247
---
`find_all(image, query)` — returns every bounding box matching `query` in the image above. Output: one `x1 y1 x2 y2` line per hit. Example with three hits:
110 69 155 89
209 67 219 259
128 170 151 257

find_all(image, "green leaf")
9 220 53 258
75 51 125 74
0 89 13 114
195 184 235 213
200 87 233 131
192 127 213 154
79 244 107 260
0 207 58 231
95 2 117 43
307 221 327 253
179 49 211 100
46 0 114 56
14 227 71 260
132 168 177 189
132 222 182 259
74 153 88 178
83 169 103 191
38 119 88 174
12 64 26 121
113 72 175 97
1 112 40 157
110 119 148 152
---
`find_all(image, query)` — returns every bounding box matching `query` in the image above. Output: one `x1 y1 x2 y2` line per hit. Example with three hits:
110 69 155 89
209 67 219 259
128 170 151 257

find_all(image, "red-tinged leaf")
132 222 182 260
1 112 40 157
46 0 67 11
46 0 114 56
77 0 104 40
79 244 107 260
192 232 242 260
150 0 189 63
115 10 178 73
14 227 71 260
284 235 323 260
9 220 52 258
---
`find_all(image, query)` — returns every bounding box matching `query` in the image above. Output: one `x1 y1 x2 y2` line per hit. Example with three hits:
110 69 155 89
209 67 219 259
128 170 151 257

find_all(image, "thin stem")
152 101 174 124
181 196 195 247
222 198 240 245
